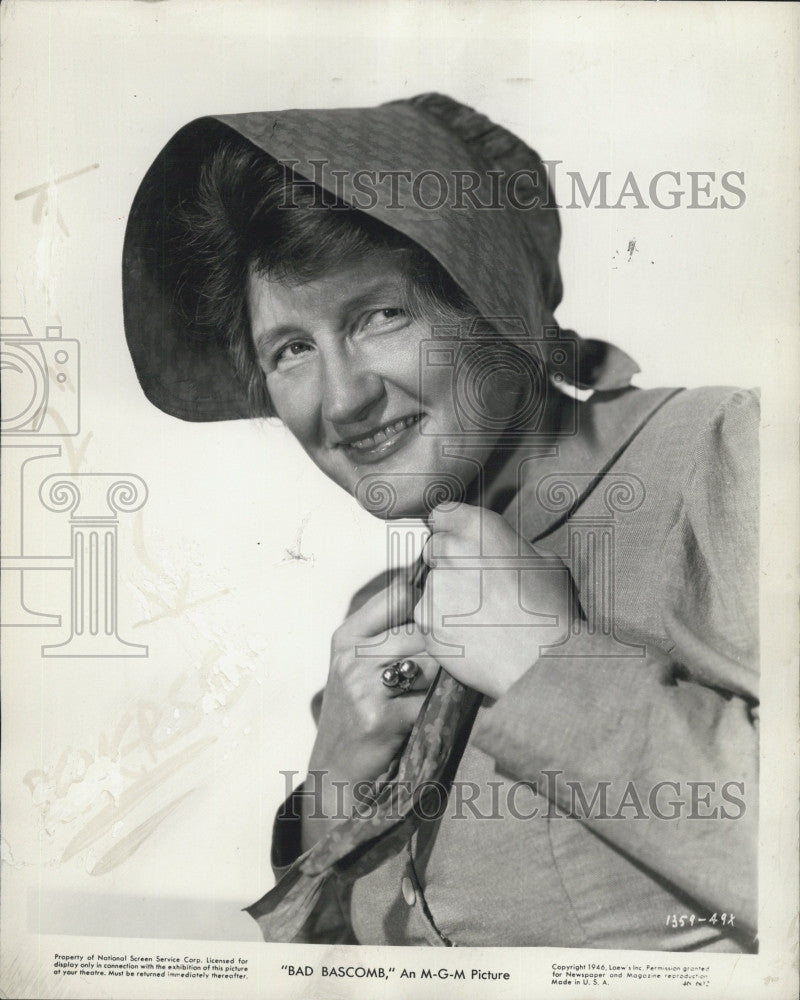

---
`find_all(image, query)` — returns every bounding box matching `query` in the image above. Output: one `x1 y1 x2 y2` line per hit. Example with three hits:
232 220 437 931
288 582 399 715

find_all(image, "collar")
486 386 685 542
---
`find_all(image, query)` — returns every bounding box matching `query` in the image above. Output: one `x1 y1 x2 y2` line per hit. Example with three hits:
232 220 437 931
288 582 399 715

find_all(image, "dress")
266 382 759 951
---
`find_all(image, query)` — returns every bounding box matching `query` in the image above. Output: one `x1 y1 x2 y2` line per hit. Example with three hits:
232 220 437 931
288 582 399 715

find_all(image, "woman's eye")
274 341 313 369
362 307 408 331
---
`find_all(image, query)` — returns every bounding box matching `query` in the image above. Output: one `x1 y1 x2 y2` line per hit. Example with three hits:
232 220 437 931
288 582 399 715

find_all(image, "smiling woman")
122 93 759 950
246 256 531 516
164 140 530 517
166 142 476 422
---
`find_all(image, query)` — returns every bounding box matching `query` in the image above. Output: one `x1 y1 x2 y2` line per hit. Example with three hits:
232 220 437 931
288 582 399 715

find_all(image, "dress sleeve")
472 388 760 934
265 571 400 943
268 779 357 944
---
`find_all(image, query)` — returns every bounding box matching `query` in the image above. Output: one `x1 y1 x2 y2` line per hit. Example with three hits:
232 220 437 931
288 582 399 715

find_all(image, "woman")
123 93 758 950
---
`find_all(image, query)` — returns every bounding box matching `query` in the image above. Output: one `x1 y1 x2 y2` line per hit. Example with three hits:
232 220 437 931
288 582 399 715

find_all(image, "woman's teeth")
348 414 419 451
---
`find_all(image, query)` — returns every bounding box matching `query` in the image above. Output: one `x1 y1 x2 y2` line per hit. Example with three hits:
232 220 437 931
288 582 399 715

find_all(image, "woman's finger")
356 624 433 662
388 691 427 730
378 653 439 696
344 574 418 637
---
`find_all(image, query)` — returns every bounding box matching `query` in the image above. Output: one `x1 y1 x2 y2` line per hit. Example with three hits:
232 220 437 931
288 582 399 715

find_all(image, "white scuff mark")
186 611 236 647
1 837 25 868
128 532 233 629
31 754 127 834
247 633 269 653
198 638 263 713
15 266 27 309
33 174 69 313
21 618 265 859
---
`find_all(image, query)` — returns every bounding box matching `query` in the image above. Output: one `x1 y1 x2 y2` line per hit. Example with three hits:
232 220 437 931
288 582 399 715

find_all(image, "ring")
381 658 421 692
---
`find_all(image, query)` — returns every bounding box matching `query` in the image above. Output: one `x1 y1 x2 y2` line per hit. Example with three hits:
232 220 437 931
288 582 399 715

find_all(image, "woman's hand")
301 575 438 851
414 502 574 700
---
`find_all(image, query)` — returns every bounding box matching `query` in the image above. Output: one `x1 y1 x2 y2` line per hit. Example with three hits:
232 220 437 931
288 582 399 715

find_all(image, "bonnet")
122 93 638 422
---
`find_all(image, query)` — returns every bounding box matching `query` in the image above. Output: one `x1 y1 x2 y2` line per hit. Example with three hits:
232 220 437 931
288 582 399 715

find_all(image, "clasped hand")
414 502 573 700
312 502 572 781
303 503 573 848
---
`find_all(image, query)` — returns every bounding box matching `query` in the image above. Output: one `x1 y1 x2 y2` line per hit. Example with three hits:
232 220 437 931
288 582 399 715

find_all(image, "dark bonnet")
122 93 637 422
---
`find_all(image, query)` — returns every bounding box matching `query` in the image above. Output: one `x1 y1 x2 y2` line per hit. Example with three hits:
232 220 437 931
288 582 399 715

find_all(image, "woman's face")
247 254 524 519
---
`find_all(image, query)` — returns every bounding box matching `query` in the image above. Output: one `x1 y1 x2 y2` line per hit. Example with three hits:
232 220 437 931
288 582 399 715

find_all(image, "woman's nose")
319 349 384 425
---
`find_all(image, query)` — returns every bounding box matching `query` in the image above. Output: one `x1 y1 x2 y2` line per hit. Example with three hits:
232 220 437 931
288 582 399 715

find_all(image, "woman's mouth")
339 414 423 462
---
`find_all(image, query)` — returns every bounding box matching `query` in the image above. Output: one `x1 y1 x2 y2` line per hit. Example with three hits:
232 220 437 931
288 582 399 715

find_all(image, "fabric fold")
245 662 481 942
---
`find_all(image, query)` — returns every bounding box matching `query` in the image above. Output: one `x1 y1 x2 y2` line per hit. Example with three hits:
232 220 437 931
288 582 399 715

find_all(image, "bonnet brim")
122 94 638 422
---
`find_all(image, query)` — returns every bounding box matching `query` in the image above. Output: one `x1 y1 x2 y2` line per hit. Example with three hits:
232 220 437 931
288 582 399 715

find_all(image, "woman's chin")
357 496 430 521
349 472 470 521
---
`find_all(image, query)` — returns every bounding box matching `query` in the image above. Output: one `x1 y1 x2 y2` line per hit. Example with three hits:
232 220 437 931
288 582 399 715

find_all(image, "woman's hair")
169 139 479 417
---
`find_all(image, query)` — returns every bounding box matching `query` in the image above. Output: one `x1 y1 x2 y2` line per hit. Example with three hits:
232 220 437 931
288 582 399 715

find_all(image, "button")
401 876 416 906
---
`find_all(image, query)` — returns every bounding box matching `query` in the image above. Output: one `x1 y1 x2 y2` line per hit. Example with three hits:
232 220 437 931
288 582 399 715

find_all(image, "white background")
1 2 798 998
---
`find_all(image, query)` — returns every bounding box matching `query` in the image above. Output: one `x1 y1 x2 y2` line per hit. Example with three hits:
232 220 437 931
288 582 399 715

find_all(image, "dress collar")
484 386 684 542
